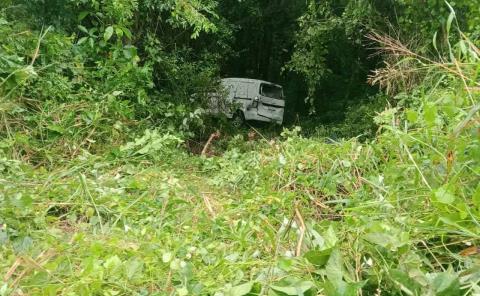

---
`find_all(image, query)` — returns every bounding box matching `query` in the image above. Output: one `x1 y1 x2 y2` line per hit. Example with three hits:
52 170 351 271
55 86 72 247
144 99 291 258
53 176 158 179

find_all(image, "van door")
233 82 256 119
256 83 285 123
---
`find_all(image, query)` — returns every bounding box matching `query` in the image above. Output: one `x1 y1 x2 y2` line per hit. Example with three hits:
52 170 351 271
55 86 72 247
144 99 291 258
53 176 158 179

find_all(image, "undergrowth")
1 4 480 296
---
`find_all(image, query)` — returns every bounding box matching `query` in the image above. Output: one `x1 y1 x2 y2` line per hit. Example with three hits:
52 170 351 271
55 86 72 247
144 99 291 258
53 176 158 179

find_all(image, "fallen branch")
201 130 221 156
3 258 22 282
10 250 56 290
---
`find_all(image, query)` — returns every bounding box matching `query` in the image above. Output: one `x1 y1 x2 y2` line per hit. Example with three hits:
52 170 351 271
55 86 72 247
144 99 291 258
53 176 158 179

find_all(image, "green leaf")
125 259 143 280
13 71 27 84
77 25 89 34
78 11 89 21
13 236 33 253
323 280 361 296
458 40 467 57
439 216 478 237
123 46 137 59
390 269 421 295
11 194 33 209
104 26 114 41
104 255 123 275
77 36 88 45
25 271 49 286
270 280 313 296
423 103 437 126
447 13 454 35
162 252 173 263
225 281 254 296
308 227 325 249
278 257 294 271
431 272 460 296
121 26 132 39
325 249 343 284
445 5 455 35
434 186 455 204
364 232 391 248
304 248 332 267
115 27 124 37
432 31 438 52
47 124 65 135
324 226 338 248
406 109 418 123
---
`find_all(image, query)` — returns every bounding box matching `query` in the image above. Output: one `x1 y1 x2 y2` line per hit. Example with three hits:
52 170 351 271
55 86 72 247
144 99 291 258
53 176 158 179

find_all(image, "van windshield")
260 84 283 100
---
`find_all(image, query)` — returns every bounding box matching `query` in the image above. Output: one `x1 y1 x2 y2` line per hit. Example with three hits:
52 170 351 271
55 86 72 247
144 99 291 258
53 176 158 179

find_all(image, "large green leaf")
270 278 314 296
225 282 254 296
325 249 343 284
323 280 363 296
423 103 437 126
390 269 421 295
431 272 460 296
104 26 114 41
125 259 143 280
433 186 455 204
304 248 332 267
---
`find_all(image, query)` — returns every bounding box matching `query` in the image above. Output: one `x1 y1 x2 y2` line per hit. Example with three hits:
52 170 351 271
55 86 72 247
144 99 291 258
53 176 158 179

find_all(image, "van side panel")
220 78 284 124
231 81 256 121
235 82 249 98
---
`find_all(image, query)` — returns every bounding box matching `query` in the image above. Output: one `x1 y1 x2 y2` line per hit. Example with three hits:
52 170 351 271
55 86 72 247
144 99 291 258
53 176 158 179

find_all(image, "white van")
212 78 285 125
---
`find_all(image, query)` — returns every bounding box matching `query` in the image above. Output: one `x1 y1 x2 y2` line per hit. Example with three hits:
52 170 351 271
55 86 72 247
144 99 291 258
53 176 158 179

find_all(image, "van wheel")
232 111 245 128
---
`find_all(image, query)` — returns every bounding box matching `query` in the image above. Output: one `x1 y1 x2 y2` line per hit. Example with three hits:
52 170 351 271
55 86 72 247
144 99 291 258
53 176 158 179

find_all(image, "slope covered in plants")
1 1 479 295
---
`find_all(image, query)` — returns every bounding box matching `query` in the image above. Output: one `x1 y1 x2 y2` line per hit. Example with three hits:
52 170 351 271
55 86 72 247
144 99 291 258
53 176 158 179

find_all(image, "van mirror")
252 96 259 108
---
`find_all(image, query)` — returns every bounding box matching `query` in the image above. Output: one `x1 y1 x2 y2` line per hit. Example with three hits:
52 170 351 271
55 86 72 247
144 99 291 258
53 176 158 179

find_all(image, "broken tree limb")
201 130 221 156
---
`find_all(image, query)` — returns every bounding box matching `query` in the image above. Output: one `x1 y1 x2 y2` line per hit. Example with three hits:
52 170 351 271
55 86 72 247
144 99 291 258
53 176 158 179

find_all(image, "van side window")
260 83 283 100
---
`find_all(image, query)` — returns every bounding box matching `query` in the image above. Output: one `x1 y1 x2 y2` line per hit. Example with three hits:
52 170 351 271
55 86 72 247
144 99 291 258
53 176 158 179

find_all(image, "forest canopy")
3 0 478 130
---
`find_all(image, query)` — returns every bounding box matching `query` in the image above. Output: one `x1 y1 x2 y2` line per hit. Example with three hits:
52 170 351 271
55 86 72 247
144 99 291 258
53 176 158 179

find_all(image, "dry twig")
202 192 216 218
295 206 306 257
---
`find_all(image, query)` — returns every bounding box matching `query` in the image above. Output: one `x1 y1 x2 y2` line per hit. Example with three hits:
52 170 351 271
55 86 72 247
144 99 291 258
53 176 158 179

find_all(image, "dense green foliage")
1 0 480 295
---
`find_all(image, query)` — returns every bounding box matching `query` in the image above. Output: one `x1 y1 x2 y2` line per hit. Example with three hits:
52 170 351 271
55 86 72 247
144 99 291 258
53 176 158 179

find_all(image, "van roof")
222 77 282 88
